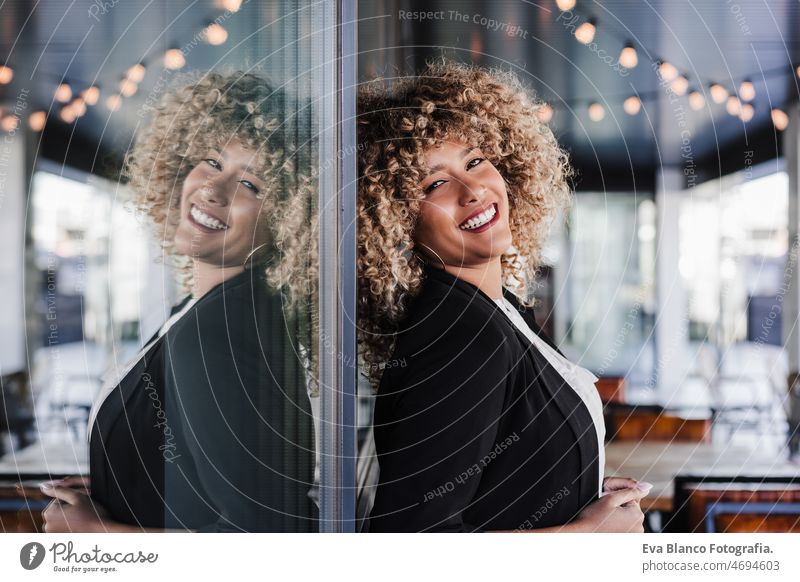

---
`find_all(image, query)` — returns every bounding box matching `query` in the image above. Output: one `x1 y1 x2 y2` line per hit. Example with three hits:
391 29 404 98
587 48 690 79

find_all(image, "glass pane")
551 192 657 392
1 0 334 533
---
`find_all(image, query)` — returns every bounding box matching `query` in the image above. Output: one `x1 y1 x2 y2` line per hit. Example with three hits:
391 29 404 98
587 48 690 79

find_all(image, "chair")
669 477 800 532
605 404 711 443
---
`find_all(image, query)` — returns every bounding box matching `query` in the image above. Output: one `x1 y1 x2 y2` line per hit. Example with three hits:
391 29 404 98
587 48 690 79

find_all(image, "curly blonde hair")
124 71 316 304
357 60 572 387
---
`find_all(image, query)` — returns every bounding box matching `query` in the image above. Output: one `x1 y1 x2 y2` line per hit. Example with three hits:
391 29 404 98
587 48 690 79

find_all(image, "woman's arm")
369 314 514 532
164 284 315 532
40 483 191 533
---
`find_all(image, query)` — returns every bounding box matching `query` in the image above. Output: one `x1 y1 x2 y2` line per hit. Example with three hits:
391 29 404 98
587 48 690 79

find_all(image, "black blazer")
90 269 317 532
368 266 600 532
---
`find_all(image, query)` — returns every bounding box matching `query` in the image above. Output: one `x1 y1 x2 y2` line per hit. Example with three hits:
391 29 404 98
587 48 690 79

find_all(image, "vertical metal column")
318 0 357 532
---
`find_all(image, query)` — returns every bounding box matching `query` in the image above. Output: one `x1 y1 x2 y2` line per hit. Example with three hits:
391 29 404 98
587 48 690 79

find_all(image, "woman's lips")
458 203 499 234
187 204 228 233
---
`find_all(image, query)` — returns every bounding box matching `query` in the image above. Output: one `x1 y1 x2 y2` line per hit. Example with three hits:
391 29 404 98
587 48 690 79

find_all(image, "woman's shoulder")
394 269 514 352
170 271 285 341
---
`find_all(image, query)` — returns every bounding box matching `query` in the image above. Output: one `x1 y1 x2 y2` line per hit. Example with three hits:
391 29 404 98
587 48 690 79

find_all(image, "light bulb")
726 95 742 116
738 80 755 102
1 115 19 132
59 106 77 123
588 102 605 122
709 83 728 104
688 90 705 111
54 82 72 103
82 85 100 106
29 111 46 131
106 94 122 112
126 62 146 83
574 19 596 45
623 96 641 115
619 44 638 69
739 103 754 122
119 78 138 97
71 98 87 117
164 48 186 70
671 76 689 96
771 108 789 131
204 22 229 45
658 61 678 82
0 65 13 84
221 0 243 11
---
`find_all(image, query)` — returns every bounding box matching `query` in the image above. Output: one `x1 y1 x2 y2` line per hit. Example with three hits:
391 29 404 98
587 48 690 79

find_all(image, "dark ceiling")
1 0 798 190
359 0 800 189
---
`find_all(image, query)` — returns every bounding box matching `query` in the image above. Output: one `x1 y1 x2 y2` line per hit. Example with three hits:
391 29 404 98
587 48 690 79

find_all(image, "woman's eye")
467 157 484 170
204 158 222 170
240 180 261 195
424 179 446 194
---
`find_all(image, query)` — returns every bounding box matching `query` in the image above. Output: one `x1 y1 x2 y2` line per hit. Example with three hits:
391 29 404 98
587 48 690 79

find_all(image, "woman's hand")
571 488 647 532
603 476 653 508
41 483 108 533
45 475 91 494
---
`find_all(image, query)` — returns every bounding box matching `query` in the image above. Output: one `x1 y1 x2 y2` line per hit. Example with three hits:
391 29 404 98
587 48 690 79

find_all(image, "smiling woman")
357 61 648 533
39 72 318 533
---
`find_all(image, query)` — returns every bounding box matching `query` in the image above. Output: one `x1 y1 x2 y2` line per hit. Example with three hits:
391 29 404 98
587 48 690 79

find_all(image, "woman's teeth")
190 205 227 230
459 205 497 230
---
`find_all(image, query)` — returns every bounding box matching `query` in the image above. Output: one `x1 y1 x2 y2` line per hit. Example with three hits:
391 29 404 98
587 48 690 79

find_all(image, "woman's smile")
457 202 499 232
188 204 229 232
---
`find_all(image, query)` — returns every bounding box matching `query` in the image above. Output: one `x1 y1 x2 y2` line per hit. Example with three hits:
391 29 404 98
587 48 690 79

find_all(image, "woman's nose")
199 179 229 206
457 177 488 206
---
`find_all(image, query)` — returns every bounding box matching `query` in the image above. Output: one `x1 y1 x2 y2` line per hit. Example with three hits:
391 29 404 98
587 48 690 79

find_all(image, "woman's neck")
191 261 245 298
441 257 503 300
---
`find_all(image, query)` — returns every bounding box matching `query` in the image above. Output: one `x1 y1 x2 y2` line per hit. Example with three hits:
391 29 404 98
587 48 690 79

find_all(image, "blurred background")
1 0 800 533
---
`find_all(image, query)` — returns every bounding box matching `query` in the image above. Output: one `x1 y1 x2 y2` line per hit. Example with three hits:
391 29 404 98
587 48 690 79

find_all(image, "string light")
119 77 138 97
657 61 678 82
623 96 641 115
688 90 705 111
106 94 122 112
164 47 186 70
1 115 19 132
709 83 728 104
81 85 100 106
204 22 229 45
221 0 243 11
726 95 742 116
574 18 596 45
619 43 638 69
738 79 755 102
771 108 789 131
739 103 754 123
59 106 77 123
125 62 146 83
588 102 605 121
54 82 72 103
671 75 689 96
0 65 13 84
28 111 46 132
536 103 553 123
70 97 87 117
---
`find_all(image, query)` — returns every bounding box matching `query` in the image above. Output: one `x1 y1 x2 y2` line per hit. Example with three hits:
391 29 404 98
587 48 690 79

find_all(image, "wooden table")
0 437 89 532
605 442 800 512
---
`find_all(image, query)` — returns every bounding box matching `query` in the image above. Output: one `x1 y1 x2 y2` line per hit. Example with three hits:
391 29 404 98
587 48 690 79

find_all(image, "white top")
493 296 606 495
86 297 199 442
